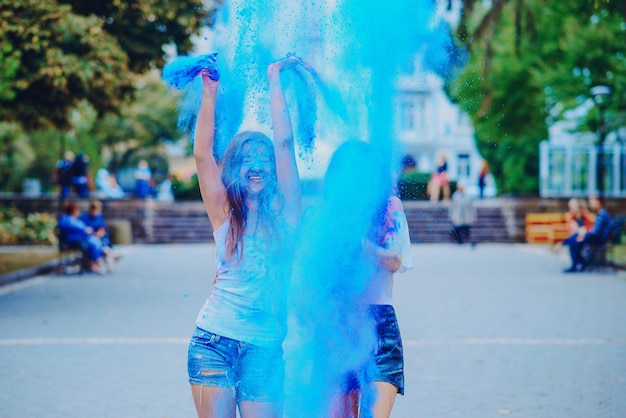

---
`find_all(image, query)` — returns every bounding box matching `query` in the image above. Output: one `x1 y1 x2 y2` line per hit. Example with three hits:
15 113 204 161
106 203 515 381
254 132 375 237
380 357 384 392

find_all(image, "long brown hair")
220 131 279 262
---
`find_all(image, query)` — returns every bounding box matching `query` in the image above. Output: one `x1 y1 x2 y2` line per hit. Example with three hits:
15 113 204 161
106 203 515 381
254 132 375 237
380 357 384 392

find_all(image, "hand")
268 54 306 79
200 70 219 96
199 53 219 81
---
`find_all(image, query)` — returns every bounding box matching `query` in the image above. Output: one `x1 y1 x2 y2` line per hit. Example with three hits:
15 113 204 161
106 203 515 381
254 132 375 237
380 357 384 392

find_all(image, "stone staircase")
403 202 512 243
145 200 513 244
149 202 214 243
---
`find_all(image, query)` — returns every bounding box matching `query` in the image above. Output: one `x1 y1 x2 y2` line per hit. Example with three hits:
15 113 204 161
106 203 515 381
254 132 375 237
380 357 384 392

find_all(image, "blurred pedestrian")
449 182 476 245
560 198 593 255
80 199 114 272
429 152 450 203
400 154 416 174
58 201 105 274
70 152 90 198
134 160 152 199
156 175 175 202
55 151 74 198
478 159 489 199
95 168 125 199
564 196 613 273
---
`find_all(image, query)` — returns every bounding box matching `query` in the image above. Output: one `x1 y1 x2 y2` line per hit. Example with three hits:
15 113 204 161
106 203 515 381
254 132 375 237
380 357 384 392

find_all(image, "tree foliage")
0 70 182 193
88 70 182 173
0 0 216 131
450 0 626 194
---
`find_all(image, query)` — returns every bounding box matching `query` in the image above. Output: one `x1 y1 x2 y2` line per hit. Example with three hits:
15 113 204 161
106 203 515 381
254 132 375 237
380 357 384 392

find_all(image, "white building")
394 64 494 196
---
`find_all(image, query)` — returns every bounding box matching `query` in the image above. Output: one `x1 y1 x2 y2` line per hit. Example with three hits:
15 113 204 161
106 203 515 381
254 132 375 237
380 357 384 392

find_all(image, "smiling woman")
184 55 307 418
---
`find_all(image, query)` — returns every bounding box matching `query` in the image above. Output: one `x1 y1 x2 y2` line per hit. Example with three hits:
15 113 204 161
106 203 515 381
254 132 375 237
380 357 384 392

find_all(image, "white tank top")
195 220 289 347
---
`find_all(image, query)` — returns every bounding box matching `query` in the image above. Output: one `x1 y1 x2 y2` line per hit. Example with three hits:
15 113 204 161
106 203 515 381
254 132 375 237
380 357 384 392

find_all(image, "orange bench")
525 213 570 244
525 212 597 244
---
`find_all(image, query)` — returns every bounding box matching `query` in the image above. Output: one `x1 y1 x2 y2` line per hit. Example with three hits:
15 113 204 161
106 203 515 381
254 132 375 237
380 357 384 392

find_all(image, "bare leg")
329 389 359 418
442 184 450 201
429 181 440 203
370 382 398 418
190 384 236 418
239 400 282 418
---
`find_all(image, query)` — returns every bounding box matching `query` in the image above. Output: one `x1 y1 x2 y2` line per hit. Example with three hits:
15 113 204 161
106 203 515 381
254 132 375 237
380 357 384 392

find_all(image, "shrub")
397 172 431 200
397 171 457 201
171 175 201 200
0 207 57 245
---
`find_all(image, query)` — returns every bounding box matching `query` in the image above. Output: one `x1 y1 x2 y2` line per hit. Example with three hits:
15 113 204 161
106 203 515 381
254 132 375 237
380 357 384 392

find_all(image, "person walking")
449 182 476 245
187 55 304 418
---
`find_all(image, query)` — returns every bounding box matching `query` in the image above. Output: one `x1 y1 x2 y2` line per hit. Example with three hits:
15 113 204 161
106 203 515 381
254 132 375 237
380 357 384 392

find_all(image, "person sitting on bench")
564 196 613 273
58 201 106 274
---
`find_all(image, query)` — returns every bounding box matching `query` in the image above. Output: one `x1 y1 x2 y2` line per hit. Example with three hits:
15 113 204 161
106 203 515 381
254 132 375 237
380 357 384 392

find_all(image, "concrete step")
147 202 513 244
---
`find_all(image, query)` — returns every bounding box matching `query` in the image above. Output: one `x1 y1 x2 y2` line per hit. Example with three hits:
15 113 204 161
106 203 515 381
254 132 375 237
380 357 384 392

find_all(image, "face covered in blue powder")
239 141 274 197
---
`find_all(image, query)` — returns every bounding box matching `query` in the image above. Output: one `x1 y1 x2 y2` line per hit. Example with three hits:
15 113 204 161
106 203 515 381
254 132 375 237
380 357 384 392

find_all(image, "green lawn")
0 248 59 276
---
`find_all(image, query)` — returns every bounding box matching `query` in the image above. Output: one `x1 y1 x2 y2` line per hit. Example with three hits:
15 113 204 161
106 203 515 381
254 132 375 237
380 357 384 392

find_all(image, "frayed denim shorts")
340 305 405 395
187 327 285 402
369 304 405 394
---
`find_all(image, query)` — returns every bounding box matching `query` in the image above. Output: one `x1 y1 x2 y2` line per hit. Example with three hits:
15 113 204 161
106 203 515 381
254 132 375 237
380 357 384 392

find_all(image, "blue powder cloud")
163 0 454 415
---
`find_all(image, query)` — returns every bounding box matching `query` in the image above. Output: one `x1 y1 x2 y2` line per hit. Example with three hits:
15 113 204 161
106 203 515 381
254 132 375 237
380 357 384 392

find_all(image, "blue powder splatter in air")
161 53 219 89
162 0 454 415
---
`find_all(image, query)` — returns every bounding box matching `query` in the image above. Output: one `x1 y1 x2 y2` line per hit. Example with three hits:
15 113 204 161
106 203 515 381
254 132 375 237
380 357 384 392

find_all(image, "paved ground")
0 243 625 418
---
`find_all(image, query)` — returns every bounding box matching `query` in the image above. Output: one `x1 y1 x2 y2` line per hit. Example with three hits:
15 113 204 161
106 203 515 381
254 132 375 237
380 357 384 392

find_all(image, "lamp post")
590 85 611 197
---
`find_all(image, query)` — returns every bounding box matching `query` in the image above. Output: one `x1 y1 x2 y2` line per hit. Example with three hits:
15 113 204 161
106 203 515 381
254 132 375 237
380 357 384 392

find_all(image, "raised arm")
194 73 228 230
267 56 302 222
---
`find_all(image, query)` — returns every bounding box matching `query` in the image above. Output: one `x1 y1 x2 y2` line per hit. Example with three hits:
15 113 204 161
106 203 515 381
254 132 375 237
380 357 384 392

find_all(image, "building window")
458 111 470 127
400 100 415 130
399 94 426 132
457 153 470 177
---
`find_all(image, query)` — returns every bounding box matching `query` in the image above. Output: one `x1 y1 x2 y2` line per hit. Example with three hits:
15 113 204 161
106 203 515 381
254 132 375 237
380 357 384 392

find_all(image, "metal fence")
540 141 626 197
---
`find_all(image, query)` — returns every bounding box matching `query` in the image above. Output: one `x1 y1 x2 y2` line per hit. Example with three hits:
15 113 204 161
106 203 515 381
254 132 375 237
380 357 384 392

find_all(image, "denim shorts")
187 327 285 402
339 305 405 395
369 304 405 395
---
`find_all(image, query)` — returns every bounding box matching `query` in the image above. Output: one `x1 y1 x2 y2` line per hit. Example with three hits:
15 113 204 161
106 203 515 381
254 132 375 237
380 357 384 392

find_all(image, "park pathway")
0 243 625 417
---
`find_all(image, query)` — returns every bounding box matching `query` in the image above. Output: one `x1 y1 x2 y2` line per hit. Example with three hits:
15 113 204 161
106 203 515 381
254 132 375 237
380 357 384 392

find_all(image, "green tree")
88 70 182 173
0 70 181 193
0 123 33 192
0 0 216 131
450 0 626 194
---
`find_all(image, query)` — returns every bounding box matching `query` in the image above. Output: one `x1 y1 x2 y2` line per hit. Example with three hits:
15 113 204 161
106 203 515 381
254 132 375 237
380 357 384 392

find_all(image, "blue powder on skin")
162 0 454 414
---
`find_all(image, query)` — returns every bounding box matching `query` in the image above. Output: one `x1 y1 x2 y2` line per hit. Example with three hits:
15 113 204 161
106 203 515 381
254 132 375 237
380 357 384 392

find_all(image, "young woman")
359 194 413 417
333 193 412 418
187 55 303 418
318 141 413 418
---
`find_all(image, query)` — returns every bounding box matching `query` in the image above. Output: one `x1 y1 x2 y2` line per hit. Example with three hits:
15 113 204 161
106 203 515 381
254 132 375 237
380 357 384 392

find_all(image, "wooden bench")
525 212 598 244
525 213 570 244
